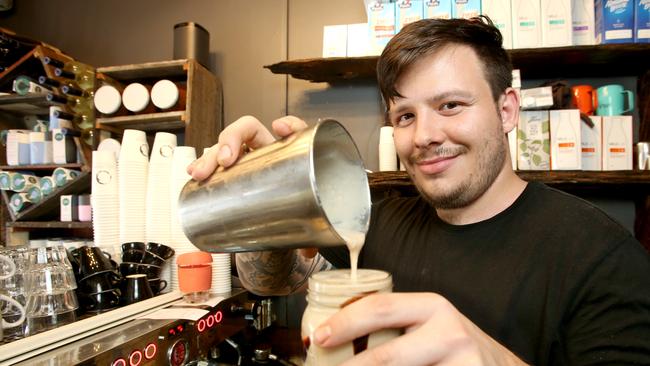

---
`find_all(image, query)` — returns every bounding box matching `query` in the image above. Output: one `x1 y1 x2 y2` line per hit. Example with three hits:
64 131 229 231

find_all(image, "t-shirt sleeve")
562 237 650 364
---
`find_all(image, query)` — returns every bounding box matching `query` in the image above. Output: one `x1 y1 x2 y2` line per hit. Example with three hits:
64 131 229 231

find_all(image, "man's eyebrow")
389 90 474 116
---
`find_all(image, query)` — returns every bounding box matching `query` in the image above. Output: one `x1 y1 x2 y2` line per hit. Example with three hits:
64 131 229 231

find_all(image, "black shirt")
321 182 650 365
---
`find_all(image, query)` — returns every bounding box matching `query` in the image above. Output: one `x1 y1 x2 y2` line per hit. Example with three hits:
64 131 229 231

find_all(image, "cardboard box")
367 0 396 55
482 0 514 48
520 86 554 109
541 0 573 46
517 110 550 170
572 0 597 44
322 24 348 58
550 109 581 170
602 116 633 170
636 0 650 42
425 0 453 19
512 0 542 48
60 195 78 222
396 0 424 33
581 115 602 170
51 128 77 164
453 0 482 18
595 0 634 43
347 23 371 56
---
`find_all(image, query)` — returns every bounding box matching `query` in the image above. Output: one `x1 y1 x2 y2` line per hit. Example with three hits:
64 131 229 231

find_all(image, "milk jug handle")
622 90 634 114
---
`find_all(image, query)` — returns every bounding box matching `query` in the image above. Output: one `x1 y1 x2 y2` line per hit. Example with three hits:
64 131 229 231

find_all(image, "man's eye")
393 113 414 126
440 102 460 111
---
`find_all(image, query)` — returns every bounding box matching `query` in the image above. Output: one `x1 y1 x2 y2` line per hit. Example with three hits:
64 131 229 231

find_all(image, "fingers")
187 116 275 181
314 293 446 347
271 115 309 137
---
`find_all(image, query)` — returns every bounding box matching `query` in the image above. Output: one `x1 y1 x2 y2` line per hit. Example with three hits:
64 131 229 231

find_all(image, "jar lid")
177 251 213 266
122 83 150 113
94 85 122 114
151 79 180 109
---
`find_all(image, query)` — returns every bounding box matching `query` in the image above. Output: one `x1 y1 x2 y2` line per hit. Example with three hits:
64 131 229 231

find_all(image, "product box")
581 115 602 170
453 0 482 18
60 194 78 222
595 0 634 43
572 0 597 44
512 0 542 48
396 0 424 33
347 23 371 56
367 0 396 55
550 109 581 170
482 0 514 48
508 126 518 169
602 116 633 170
51 128 77 164
29 131 45 165
322 24 348 57
636 0 650 42
425 0 453 18
541 0 573 46
520 86 554 109
6 129 30 166
517 110 550 170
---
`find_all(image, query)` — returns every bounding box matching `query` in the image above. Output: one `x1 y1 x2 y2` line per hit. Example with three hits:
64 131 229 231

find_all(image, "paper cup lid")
151 80 180 109
94 85 122 114
122 83 150 112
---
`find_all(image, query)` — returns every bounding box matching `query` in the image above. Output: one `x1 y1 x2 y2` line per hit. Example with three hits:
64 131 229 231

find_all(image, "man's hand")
312 293 528 366
187 115 308 180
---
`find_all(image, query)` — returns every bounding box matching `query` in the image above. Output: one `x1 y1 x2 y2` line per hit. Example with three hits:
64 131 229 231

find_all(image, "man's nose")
413 112 446 148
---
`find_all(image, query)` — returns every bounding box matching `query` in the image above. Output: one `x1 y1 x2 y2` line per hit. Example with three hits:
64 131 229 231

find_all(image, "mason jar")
302 269 400 365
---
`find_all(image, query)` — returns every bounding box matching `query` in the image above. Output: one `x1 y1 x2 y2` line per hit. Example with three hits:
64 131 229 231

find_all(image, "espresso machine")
1 289 298 366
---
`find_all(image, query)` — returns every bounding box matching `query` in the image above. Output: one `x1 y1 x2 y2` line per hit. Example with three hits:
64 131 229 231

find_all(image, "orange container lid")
177 251 213 266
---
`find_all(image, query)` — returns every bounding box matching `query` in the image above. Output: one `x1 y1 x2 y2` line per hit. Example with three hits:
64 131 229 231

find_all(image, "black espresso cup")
137 263 162 279
121 242 146 262
79 288 121 313
76 246 115 278
148 278 168 295
145 242 175 260
119 262 144 278
140 251 165 266
78 270 122 294
122 274 154 305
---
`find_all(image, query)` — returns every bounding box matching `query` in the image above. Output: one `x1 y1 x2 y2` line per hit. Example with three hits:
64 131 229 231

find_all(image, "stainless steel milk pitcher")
178 119 371 252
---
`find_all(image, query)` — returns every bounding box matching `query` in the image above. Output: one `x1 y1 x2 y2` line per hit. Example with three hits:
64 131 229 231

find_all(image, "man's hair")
377 16 512 108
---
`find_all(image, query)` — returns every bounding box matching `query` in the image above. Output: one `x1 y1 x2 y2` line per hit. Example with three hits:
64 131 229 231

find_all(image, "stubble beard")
411 120 508 210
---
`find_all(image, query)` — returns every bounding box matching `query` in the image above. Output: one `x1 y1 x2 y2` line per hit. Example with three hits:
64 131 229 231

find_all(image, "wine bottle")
13 76 52 96
46 92 93 116
44 56 95 91
52 109 93 130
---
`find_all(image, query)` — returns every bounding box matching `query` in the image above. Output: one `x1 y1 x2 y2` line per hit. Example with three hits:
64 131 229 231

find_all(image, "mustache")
410 146 468 164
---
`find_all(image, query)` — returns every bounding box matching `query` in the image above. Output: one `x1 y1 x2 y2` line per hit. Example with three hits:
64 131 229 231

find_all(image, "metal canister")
178 119 371 252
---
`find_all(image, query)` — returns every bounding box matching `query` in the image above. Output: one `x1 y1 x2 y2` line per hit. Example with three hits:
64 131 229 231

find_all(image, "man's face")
387 45 508 209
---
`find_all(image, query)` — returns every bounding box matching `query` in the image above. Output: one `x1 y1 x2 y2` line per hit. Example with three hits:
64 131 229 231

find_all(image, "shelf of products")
6 220 92 229
264 44 650 83
0 163 84 171
95 59 223 150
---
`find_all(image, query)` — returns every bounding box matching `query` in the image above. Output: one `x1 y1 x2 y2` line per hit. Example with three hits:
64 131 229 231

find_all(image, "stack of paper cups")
211 253 231 294
379 126 397 171
168 146 198 291
91 150 120 257
146 132 177 245
119 130 149 245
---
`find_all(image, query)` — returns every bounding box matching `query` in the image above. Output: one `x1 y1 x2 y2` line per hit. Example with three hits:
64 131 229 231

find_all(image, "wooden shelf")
0 163 84 171
264 44 650 83
369 171 650 197
6 221 92 229
1 170 90 221
96 111 186 131
0 94 53 116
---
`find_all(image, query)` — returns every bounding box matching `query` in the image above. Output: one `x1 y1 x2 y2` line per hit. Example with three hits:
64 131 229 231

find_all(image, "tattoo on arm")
236 250 333 296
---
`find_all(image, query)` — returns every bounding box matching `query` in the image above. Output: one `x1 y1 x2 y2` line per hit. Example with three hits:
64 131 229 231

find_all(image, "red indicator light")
169 329 176 336
129 350 143 366
112 358 127 366
214 310 223 323
177 324 184 332
206 315 215 328
197 319 206 332
144 343 157 359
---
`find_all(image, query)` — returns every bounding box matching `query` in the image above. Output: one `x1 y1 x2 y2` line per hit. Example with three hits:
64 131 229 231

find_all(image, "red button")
112 358 127 366
214 311 223 323
197 319 206 332
129 350 143 366
206 315 215 328
145 343 157 360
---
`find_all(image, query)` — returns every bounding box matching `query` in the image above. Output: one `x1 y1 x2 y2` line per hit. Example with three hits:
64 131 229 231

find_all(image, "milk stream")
337 229 366 281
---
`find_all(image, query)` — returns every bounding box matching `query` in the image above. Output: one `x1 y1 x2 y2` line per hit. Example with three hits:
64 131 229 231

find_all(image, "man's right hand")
187 115 309 181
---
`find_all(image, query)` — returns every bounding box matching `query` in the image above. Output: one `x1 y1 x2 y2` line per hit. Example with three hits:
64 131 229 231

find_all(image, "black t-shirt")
321 182 650 365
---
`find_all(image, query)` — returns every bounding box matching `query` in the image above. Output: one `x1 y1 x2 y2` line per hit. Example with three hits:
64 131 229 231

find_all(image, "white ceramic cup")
0 254 15 280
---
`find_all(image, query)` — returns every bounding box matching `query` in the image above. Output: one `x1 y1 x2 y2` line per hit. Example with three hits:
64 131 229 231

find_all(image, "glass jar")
301 269 400 365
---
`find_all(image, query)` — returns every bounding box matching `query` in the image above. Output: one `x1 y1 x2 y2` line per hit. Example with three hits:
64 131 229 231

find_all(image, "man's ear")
499 87 520 134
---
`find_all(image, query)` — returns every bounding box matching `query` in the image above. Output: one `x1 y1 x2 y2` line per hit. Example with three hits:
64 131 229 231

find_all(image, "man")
189 17 650 365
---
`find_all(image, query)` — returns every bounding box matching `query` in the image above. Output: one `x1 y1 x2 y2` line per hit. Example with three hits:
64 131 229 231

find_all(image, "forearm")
235 250 333 296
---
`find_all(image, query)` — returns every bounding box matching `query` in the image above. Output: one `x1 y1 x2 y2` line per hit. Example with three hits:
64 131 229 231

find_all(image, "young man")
189 17 650 365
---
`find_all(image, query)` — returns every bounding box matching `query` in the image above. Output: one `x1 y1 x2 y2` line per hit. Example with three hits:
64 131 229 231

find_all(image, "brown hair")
377 16 512 109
